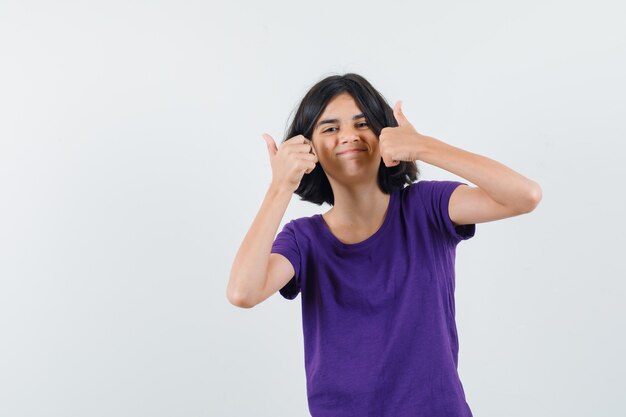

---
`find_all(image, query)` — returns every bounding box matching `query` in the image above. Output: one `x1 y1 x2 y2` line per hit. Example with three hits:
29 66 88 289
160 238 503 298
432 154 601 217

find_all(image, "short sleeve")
270 220 302 300
415 180 476 245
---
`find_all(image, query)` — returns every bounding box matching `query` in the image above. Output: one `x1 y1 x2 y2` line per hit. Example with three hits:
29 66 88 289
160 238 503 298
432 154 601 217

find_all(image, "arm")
227 132 316 308
381 100 542 225
418 136 542 225
226 185 293 308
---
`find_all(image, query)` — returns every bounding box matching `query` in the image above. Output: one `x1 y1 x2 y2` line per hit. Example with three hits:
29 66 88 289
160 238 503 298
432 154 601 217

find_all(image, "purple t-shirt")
271 180 476 417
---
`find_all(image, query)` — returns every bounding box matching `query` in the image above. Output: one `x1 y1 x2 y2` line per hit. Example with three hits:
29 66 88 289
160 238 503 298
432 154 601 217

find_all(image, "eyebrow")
316 113 366 130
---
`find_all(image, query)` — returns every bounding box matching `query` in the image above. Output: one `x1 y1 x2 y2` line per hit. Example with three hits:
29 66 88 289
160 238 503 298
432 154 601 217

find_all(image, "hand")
262 133 318 193
379 100 430 167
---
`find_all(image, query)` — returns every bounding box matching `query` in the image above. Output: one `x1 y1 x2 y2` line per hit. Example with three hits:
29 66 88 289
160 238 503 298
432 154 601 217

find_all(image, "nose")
338 125 360 143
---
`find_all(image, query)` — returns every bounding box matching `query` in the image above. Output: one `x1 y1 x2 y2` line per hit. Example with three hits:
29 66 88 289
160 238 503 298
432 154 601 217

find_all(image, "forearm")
418 136 542 211
227 185 293 306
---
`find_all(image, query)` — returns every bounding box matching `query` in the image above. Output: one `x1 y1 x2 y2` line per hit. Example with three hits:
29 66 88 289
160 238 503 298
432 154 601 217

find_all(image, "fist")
262 133 318 192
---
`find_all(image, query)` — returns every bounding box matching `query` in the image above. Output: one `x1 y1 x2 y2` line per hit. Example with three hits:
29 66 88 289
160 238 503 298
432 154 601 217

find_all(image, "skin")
239 91 542 308
309 92 391 244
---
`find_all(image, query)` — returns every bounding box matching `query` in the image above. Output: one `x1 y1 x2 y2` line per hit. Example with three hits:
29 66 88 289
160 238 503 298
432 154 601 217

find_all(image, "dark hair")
282 72 419 206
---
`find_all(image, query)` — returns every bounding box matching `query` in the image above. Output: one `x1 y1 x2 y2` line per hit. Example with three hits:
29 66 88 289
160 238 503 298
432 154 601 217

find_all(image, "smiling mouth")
338 149 366 155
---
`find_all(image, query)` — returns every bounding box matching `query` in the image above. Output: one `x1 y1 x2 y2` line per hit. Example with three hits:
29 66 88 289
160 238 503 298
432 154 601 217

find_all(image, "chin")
338 166 378 179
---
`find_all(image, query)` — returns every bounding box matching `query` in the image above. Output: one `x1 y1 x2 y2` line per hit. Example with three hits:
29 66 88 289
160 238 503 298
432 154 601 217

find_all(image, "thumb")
262 133 278 157
393 100 412 128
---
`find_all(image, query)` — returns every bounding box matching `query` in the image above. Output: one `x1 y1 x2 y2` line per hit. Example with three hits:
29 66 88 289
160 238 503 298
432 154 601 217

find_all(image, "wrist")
268 182 294 199
416 135 441 161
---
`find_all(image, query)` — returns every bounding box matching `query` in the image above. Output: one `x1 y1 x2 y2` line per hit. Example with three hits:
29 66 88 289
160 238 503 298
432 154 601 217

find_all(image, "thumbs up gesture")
262 133 318 193
379 100 430 167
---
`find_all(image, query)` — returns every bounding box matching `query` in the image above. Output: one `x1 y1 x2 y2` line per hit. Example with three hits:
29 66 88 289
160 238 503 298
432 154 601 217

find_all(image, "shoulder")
401 179 438 197
403 179 468 202
289 214 318 231
276 215 319 246
398 179 475 242
400 179 440 204
407 179 462 191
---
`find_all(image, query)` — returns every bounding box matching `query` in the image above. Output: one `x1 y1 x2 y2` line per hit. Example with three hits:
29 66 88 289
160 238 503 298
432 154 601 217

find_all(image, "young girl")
227 73 542 416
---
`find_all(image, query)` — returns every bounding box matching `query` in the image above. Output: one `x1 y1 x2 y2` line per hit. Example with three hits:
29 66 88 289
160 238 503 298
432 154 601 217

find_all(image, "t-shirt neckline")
314 190 397 250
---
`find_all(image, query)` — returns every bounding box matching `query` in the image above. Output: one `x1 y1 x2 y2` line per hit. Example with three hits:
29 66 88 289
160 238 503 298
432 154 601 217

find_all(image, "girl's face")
311 92 381 184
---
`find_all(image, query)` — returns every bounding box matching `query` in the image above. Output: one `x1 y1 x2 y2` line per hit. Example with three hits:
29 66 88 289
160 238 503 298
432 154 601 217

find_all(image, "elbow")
521 181 543 213
226 288 257 309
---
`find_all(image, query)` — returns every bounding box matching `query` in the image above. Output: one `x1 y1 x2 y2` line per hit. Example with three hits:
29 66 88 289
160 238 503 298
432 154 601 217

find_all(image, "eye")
322 122 369 133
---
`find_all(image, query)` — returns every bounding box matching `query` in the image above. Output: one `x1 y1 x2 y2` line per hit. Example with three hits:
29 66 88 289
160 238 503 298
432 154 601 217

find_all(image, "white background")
1 0 624 416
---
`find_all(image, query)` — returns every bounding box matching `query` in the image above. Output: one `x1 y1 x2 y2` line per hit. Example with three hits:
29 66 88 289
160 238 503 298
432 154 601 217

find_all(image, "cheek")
313 139 332 154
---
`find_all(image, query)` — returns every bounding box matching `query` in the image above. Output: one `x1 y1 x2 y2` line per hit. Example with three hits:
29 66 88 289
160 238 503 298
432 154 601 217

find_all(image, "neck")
325 182 390 226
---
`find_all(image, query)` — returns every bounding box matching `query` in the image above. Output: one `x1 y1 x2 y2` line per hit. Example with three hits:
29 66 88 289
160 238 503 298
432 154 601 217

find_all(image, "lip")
337 148 367 156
